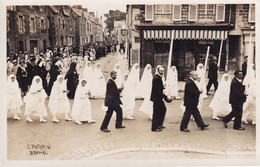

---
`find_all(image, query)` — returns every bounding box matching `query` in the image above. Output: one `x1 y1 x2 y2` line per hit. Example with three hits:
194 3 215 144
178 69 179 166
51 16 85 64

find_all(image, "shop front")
140 29 229 80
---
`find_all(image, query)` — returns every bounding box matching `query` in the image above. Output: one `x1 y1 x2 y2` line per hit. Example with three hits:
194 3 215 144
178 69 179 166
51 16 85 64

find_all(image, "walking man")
206 56 218 95
222 70 247 130
180 71 209 132
242 56 248 80
100 71 125 132
150 65 172 132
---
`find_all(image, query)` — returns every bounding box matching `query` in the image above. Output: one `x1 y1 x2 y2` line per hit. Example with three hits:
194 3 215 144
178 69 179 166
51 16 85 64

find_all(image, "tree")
104 10 126 34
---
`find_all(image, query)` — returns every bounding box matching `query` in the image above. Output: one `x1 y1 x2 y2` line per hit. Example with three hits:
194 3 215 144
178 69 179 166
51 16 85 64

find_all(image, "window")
172 5 181 21
30 18 35 32
198 4 215 20
216 4 225 21
249 4 255 22
62 20 65 29
58 18 60 29
145 5 154 21
18 16 23 33
87 22 89 31
188 4 197 21
155 4 172 14
41 19 44 29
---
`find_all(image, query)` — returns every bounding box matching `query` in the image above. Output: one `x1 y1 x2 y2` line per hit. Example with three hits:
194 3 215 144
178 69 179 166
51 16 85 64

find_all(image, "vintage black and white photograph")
1 0 259 166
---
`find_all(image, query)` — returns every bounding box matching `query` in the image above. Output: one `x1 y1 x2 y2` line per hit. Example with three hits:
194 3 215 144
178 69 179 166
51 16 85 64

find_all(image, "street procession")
4 3 257 162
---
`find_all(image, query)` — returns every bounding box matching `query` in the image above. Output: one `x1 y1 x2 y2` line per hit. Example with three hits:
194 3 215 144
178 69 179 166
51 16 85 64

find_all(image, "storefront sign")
198 40 214 45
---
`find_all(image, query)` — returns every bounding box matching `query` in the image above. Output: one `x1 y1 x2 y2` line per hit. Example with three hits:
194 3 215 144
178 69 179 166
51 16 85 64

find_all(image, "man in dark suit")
206 56 218 95
222 70 247 130
150 65 172 132
100 71 125 132
180 71 209 132
242 56 248 80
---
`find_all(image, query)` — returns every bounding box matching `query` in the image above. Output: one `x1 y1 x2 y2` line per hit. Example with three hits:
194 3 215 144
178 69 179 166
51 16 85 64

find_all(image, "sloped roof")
49 6 59 13
83 11 89 19
72 8 83 17
62 6 71 16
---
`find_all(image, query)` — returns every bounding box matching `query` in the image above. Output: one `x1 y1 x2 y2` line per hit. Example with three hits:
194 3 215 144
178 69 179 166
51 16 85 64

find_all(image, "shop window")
188 4 197 21
249 4 255 22
172 5 181 21
216 4 225 21
18 15 23 33
145 5 154 21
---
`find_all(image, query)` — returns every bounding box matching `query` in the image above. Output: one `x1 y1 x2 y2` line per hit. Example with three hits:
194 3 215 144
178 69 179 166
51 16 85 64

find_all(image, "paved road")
7 53 256 161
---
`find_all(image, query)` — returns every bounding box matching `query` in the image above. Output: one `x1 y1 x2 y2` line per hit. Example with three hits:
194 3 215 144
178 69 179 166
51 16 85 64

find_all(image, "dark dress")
26 63 37 86
48 60 61 96
206 60 218 93
65 62 79 99
150 74 168 131
35 64 48 93
180 78 207 130
16 66 28 94
223 78 247 129
100 79 123 130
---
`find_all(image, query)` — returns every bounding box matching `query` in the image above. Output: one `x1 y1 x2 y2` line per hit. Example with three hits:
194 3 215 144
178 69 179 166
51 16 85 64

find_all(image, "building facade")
126 4 255 79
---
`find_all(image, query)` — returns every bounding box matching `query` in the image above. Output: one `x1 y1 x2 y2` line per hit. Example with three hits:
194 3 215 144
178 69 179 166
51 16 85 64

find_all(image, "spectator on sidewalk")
206 56 218 95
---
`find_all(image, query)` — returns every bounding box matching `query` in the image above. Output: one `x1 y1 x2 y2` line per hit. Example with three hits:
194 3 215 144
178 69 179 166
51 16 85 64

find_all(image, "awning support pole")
167 30 175 79
204 46 210 75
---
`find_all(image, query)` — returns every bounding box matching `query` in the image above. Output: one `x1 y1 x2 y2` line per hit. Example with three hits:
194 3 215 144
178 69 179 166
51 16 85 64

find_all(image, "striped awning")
143 30 228 40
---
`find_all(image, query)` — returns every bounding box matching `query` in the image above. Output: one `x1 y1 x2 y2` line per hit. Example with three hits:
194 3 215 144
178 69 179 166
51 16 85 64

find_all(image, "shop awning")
143 30 228 40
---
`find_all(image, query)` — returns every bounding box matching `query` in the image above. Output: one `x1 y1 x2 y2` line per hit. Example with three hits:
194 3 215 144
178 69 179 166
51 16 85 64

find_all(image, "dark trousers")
223 104 243 129
151 100 166 131
180 105 205 130
100 105 122 130
206 79 218 93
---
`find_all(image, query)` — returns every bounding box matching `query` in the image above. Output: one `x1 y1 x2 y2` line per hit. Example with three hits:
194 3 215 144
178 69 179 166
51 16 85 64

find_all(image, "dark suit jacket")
104 79 123 107
183 78 200 107
242 62 247 78
208 61 218 80
150 74 167 102
229 78 246 105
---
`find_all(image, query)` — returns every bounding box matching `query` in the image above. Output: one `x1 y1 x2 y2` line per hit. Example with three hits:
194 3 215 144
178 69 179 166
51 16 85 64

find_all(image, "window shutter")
145 5 154 21
216 4 225 21
189 5 197 21
249 4 255 22
172 5 181 21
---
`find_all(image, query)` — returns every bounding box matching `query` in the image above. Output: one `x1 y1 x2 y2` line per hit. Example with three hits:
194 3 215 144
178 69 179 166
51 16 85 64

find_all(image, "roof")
72 8 83 17
83 11 89 19
62 6 71 16
49 6 59 13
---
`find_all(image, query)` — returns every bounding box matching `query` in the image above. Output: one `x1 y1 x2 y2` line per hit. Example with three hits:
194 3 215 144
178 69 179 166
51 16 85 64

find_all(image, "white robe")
91 64 106 97
114 64 123 88
165 66 179 97
24 76 47 117
196 63 207 99
7 75 23 113
83 61 94 90
71 80 93 122
48 75 70 115
209 74 232 117
135 64 152 98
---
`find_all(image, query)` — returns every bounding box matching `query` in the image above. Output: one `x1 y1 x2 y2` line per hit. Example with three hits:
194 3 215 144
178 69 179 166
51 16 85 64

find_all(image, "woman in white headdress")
7 74 23 120
196 63 207 99
113 63 123 88
83 61 93 89
135 64 152 99
48 75 72 123
165 66 181 99
24 75 48 123
71 79 96 125
138 64 153 120
121 63 140 120
91 63 106 98
242 64 256 125
209 73 232 120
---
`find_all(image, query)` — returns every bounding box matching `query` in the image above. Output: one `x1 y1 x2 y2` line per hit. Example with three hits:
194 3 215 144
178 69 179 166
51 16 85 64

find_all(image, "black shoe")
180 129 190 132
159 126 165 129
200 124 209 130
101 129 111 133
152 128 162 132
234 127 245 130
116 126 126 129
222 120 228 128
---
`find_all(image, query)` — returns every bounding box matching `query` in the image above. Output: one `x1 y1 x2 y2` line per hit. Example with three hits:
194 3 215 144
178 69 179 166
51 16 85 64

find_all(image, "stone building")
7 6 50 56
126 4 255 79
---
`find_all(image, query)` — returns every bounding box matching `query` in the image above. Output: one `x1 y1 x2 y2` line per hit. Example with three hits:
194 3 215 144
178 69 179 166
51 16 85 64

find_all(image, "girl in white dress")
83 61 94 90
242 64 256 125
209 73 232 120
165 66 181 99
138 64 153 120
114 63 123 88
7 74 23 120
121 63 140 120
91 63 106 98
48 75 72 123
24 76 48 123
196 63 208 99
71 79 96 125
